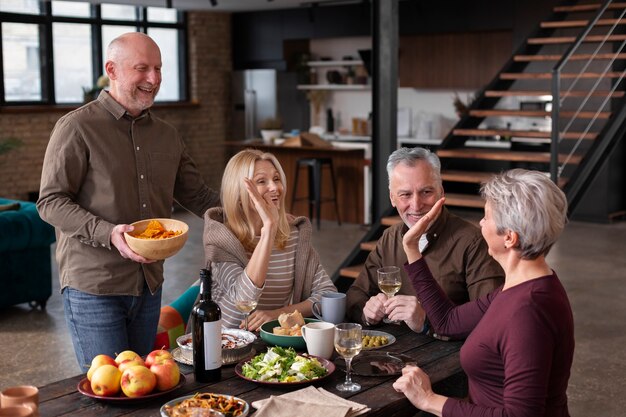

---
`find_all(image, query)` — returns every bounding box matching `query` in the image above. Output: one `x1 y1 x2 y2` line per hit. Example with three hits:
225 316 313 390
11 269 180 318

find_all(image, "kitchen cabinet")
398 31 512 89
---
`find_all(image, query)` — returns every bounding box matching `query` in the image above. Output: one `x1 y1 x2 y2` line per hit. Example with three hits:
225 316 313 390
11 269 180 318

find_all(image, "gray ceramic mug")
312 292 346 324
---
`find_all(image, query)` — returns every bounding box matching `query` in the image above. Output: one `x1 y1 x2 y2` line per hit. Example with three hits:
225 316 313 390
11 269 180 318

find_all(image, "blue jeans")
62 281 162 369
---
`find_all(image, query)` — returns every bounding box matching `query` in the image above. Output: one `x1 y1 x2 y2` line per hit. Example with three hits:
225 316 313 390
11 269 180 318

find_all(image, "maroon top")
406 258 574 417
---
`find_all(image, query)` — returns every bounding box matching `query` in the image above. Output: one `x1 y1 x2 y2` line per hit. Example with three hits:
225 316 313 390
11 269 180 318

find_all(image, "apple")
118 357 146 373
87 354 117 381
120 365 157 397
90 364 122 397
150 358 180 391
115 350 141 365
145 349 173 367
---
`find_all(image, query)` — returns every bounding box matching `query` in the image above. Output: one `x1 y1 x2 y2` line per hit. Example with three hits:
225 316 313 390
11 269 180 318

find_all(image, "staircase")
439 0 626 214
333 0 626 286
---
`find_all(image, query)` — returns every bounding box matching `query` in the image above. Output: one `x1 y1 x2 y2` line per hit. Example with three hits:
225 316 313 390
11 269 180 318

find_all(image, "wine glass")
334 322 362 392
377 266 402 324
235 298 258 332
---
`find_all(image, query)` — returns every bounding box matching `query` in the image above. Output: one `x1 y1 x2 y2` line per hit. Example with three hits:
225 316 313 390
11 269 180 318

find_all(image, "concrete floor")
1 210 625 416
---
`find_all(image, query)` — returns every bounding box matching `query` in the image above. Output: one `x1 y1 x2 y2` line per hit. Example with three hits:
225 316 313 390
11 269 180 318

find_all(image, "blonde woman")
203 149 337 330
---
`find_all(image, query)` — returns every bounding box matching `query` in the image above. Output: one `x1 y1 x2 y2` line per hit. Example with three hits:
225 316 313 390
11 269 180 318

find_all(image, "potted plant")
82 75 109 103
0 137 22 160
259 117 283 144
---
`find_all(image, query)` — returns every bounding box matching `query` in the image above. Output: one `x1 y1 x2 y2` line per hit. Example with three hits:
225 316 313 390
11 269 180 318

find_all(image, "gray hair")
386 147 442 189
481 169 568 260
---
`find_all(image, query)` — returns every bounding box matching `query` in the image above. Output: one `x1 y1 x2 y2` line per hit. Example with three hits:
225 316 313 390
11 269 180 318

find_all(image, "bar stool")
290 157 341 230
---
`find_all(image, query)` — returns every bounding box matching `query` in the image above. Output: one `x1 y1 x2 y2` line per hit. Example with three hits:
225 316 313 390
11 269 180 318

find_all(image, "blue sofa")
0 198 56 309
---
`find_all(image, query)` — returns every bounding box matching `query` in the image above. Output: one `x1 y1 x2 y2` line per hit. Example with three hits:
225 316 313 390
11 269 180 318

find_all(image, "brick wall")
0 11 231 201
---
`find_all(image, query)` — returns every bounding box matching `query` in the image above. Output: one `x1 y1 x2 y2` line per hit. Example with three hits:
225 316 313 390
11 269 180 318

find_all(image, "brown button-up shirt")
346 207 505 323
37 91 219 296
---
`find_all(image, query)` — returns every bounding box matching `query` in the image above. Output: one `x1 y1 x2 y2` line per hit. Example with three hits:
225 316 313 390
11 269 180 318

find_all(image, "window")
0 0 40 15
53 23 92 103
0 1 187 105
2 23 42 101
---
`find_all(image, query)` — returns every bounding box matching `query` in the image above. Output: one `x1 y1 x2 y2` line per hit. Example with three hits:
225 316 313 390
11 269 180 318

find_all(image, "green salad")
241 346 327 383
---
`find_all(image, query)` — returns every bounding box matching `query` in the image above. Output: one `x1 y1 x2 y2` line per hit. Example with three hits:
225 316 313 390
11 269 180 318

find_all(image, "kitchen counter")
226 140 366 224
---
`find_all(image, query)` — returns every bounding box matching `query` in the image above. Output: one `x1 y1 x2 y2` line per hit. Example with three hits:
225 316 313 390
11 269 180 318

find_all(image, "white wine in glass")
377 266 402 323
334 322 362 392
235 299 258 331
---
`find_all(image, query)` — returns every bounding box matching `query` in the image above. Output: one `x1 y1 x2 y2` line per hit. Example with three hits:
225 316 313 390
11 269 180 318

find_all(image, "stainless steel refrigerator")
232 69 309 141
231 69 278 141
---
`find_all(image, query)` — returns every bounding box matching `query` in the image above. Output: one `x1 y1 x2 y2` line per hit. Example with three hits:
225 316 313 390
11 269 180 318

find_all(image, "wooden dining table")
37 323 462 416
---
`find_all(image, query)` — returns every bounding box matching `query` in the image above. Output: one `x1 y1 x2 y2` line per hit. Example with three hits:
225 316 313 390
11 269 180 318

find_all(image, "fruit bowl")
77 373 185 403
259 318 320 350
124 218 188 260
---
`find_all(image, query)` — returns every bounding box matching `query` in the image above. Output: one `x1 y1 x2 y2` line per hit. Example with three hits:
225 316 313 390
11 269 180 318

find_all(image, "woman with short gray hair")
394 168 574 417
481 169 567 260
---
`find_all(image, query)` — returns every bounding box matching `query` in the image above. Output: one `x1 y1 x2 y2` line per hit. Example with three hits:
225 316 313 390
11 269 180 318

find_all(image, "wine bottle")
191 268 222 382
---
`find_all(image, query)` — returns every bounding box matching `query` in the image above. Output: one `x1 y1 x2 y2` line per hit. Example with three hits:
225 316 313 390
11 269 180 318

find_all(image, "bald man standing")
38 32 219 369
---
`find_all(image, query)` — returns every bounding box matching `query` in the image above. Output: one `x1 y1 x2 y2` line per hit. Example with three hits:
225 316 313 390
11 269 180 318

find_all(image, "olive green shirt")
38 91 219 296
346 207 505 323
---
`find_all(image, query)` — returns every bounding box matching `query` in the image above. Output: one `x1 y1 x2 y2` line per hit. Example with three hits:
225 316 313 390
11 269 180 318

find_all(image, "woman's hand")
402 197 445 264
393 365 445 415
243 178 279 232
242 309 281 332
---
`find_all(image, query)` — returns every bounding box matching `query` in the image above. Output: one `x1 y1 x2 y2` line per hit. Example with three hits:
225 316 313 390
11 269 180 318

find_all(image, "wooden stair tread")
437 148 583 164
442 170 566 188
469 109 610 119
515 53 626 61
339 264 364 279
541 18 626 29
453 128 597 140
528 34 626 45
360 241 377 251
441 170 495 183
484 90 624 98
381 216 402 226
554 3 626 13
501 71 626 80
444 193 485 208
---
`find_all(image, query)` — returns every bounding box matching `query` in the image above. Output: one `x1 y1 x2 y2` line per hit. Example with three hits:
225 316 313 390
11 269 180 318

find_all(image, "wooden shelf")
297 84 371 91
307 60 364 67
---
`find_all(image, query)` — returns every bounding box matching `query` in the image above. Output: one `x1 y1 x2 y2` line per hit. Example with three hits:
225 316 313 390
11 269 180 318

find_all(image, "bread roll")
278 310 305 329
272 327 291 336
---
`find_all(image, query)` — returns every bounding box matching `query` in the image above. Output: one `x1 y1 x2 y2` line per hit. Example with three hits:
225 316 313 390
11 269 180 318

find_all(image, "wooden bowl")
124 218 188 260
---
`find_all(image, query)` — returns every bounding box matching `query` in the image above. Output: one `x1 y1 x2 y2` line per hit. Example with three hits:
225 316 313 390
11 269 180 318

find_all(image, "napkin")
253 396 350 417
252 386 370 417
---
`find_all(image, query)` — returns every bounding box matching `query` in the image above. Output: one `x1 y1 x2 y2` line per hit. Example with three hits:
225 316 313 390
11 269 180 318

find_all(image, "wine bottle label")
203 320 222 370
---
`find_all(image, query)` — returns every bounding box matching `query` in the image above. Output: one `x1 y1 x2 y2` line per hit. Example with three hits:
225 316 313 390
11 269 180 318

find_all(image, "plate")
362 330 396 350
336 352 414 376
259 318 320 350
234 354 335 386
172 347 256 366
160 393 250 417
77 373 186 402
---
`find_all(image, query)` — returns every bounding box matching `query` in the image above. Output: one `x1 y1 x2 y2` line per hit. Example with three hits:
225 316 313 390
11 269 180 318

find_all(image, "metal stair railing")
551 0 626 182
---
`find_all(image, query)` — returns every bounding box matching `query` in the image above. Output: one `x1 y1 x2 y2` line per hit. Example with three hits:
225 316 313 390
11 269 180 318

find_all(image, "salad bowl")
234 346 335 386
